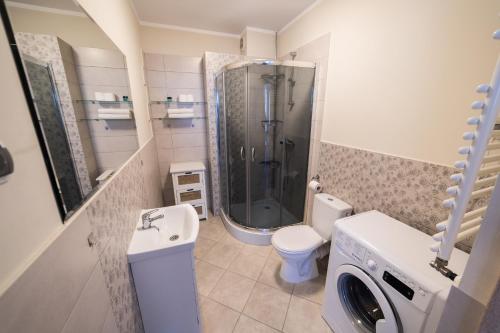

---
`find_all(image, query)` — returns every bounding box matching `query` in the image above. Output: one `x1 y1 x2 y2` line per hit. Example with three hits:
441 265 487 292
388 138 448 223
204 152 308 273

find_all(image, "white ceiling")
131 0 316 34
8 0 317 35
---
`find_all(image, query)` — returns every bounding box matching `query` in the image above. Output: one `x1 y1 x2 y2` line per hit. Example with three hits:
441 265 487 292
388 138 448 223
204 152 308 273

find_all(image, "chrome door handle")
251 147 255 162
240 146 245 160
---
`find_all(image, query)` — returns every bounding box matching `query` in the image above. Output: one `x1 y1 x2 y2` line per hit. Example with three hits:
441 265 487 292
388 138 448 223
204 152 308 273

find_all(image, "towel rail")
430 30 500 280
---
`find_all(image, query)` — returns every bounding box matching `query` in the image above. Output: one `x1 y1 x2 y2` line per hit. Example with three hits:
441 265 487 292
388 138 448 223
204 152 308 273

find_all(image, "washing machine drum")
335 265 400 333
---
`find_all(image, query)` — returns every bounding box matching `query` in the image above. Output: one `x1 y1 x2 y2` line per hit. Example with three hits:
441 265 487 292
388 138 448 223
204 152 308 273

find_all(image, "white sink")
127 204 199 263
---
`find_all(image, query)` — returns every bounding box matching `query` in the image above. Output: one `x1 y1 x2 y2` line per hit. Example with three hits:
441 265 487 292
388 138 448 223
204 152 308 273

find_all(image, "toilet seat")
272 225 324 255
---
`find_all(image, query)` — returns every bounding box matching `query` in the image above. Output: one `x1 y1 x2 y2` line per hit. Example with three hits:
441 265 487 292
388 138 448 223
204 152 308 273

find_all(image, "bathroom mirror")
4 0 139 220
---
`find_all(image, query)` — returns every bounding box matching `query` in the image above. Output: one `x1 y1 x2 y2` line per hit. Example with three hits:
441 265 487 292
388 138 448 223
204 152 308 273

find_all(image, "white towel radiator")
430 29 500 280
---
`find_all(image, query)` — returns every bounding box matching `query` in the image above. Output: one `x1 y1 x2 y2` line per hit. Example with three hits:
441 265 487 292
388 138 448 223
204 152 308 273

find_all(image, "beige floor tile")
293 273 326 304
283 296 332 333
243 282 291 330
228 253 267 280
233 315 280 333
241 244 273 258
194 236 217 259
208 271 256 311
199 219 226 241
258 257 294 293
204 241 243 269
195 260 224 296
220 232 245 247
199 298 240 333
268 248 281 261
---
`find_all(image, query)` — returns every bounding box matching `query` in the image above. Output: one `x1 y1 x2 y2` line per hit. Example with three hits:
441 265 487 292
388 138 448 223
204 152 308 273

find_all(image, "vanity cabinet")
170 162 208 219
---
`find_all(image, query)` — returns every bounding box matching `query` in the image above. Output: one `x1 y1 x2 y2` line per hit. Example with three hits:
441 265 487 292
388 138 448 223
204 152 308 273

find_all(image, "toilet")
271 193 352 283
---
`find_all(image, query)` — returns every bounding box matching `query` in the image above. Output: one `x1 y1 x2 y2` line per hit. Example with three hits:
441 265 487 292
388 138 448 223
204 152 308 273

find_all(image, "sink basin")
127 204 199 263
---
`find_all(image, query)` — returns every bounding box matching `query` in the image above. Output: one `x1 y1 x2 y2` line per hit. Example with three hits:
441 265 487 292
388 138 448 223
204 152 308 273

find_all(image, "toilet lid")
272 225 324 254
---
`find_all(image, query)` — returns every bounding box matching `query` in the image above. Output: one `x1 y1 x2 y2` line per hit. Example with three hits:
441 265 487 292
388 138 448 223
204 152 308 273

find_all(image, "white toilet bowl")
272 225 324 283
271 194 352 283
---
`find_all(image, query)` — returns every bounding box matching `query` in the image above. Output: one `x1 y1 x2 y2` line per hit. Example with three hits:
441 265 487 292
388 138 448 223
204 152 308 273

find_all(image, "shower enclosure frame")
216 59 316 245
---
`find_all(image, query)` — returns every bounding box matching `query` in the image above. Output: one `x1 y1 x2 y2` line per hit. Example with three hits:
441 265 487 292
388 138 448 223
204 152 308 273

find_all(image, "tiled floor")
195 215 333 333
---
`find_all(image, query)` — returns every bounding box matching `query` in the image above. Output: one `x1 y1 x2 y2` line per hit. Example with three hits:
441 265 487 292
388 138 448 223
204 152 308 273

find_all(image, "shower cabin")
216 60 315 244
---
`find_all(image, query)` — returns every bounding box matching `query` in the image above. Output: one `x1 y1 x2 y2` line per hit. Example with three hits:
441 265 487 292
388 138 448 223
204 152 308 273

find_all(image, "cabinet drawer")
173 171 204 188
176 188 204 203
191 203 207 220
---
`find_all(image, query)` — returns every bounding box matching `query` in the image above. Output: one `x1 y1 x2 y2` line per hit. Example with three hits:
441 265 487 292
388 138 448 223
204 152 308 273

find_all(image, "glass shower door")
279 65 315 224
24 58 82 213
247 64 282 229
224 67 249 226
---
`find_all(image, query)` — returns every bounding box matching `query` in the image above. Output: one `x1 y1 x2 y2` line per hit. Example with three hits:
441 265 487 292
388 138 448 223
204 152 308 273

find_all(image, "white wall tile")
155 133 173 149
148 87 167 101
144 53 164 71
146 70 167 88
88 119 137 137
61 264 110 333
0 211 99 333
74 47 126 69
91 135 139 153
171 133 207 148
96 151 135 171
76 66 129 87
164 55 202 73
63 60 80 85
152 118 172 134
170 118 207 134
166 72 204 89
157 148 174 167
174 146 208 162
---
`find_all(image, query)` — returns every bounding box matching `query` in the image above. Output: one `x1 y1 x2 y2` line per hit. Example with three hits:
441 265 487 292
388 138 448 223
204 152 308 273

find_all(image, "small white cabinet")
170 162 208 219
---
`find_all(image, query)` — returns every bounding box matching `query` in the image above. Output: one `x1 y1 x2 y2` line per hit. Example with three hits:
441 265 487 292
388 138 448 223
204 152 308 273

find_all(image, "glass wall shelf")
150 101 206 105
76 100 133 105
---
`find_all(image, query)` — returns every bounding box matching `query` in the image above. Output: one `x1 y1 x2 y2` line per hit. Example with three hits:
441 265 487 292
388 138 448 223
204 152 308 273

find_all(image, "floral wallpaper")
86 138 163 333
317 142 476 251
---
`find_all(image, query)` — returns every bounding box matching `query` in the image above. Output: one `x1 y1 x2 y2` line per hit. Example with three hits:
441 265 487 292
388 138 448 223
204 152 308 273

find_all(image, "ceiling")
131 0 316 34
8 0 317 35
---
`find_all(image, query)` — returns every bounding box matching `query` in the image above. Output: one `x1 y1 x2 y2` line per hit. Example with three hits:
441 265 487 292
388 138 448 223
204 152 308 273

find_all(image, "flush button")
418 288 426 297
366 259 378 271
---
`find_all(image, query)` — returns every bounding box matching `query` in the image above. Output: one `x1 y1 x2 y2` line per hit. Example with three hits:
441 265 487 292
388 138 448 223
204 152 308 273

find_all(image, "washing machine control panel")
335 230 433 312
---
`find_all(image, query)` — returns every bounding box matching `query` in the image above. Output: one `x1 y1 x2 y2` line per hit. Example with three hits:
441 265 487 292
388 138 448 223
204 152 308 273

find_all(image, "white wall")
7 6 116 49
140 24 239 56
278 0 500 166
241 28 276 59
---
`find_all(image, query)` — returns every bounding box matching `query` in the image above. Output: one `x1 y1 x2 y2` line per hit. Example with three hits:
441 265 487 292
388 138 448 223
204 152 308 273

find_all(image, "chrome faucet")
139 209 164 232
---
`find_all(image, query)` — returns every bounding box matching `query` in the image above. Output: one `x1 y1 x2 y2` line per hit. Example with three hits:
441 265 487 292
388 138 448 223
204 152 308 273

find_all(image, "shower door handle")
240 146 246 160
251 147 255 162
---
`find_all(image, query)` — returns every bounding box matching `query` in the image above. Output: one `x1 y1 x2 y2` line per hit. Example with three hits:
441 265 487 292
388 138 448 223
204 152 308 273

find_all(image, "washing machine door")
335 265 400 333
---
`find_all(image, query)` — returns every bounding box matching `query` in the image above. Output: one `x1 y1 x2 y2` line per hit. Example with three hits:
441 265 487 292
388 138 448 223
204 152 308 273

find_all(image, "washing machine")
322 210 469 333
